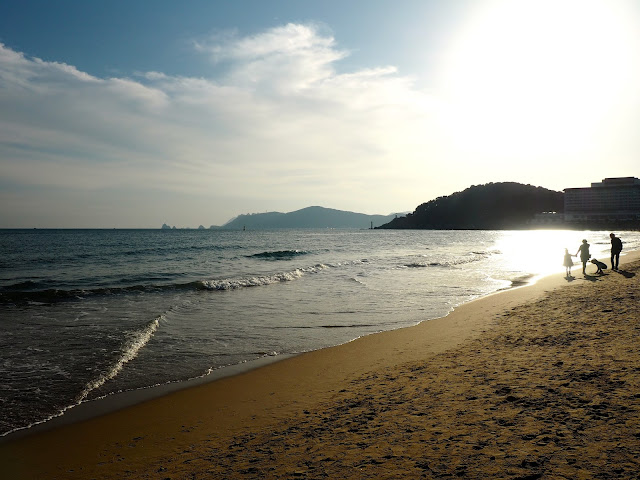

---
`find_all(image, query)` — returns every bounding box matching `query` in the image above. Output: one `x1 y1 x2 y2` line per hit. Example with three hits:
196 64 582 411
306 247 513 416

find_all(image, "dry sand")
2 252 639 479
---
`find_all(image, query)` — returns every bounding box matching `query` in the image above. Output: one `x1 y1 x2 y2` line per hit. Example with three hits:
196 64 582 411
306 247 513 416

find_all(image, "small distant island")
377 182 564 230
161 224 212 230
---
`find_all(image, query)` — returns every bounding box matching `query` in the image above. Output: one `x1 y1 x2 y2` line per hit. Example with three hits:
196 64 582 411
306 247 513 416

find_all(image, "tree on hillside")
379 182 563 229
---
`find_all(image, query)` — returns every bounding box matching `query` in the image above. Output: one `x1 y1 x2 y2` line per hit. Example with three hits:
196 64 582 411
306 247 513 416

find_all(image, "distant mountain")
377 182 564 229
214 206 402 230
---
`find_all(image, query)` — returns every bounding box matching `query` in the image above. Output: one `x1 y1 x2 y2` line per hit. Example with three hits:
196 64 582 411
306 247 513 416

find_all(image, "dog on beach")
590 258 607 274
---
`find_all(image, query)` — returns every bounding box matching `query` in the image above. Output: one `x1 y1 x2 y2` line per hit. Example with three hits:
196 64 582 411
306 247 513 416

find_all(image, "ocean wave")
119 243 237 257
508 274 536 287
492 273 537 291
76 315 163 403
247 249 310 260
2 280 44 290
408 251 498 269
0 263 332 304
403 260 465 268
0 314 164 438
200 264 328 290
471 250 496 255
0 285 151 305
272 323 377 329
319 323 377 328
324 259 368 268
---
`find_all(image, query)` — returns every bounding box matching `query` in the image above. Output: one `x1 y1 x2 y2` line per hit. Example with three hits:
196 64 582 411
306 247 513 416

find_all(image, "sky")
1 0 640 228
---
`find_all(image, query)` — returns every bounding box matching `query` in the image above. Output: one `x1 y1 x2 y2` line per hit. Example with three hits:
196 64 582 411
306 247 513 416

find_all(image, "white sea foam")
76 314 163 403
403 253 493 269
201 264 329 290
0 314 163 439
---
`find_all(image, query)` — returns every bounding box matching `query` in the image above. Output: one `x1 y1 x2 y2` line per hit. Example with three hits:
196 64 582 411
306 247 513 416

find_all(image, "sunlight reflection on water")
491 229 627 281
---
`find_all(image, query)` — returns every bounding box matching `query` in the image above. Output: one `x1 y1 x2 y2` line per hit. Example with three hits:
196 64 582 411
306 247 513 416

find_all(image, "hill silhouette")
377 182 563 229
215 206 400 230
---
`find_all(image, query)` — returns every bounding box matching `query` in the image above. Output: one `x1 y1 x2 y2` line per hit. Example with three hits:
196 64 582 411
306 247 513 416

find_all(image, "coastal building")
564 177 640 223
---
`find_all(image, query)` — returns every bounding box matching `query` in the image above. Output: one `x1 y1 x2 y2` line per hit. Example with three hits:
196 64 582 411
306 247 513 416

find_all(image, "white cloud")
2 12 640 228
196 23 340 62
0 44 99 92
1 27 444 227
196 23 348 92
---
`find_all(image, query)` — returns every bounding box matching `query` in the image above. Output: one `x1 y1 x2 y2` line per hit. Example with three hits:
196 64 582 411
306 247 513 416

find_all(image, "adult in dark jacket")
576 239 590 275
610 233 623 270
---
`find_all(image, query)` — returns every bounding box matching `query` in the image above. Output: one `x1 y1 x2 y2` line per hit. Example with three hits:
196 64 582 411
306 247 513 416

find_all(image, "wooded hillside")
378 182 563 229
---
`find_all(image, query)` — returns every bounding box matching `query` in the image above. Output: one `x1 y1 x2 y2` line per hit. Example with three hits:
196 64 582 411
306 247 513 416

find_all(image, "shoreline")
0 353 299 443
2 250 639 478
0 263 546 442
0 256 564 442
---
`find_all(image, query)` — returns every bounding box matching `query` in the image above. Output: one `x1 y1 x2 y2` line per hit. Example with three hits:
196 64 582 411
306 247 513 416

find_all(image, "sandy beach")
2 251 640 479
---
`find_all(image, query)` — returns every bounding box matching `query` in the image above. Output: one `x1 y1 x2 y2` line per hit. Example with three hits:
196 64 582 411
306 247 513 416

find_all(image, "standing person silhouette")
576 239 590 275
563 248 574 277
610 233 622 270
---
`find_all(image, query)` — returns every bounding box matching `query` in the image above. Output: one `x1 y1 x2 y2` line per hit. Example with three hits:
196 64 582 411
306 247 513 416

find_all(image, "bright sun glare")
493 230 612 280
439 0 639 158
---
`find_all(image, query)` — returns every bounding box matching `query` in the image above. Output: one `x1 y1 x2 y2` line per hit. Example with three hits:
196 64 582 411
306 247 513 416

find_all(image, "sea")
1 228 638 438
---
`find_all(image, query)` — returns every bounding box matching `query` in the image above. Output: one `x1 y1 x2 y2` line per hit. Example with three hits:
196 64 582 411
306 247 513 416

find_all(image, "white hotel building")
564 177 640 223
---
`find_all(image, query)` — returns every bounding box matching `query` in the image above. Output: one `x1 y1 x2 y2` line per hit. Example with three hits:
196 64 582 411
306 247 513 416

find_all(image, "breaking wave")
201 264 328 290
77 315 163 403
0 264 330 304
404 250 500 269
508 274 536 287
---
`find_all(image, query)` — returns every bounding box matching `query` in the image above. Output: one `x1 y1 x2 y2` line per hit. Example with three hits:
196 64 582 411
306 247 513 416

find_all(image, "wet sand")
2 252 639 479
